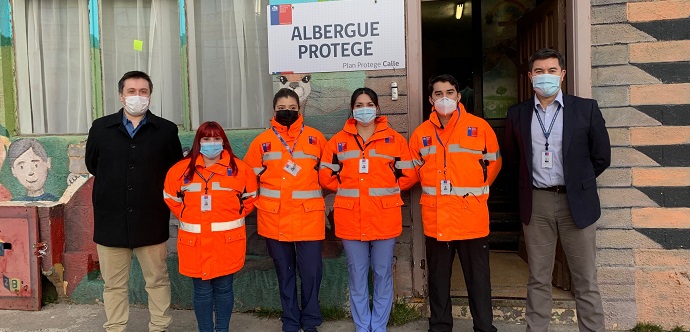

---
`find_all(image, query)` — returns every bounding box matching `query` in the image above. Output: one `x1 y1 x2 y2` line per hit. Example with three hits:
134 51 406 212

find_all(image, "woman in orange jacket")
163 121 257 332
243 88 327 332
319 88 418 332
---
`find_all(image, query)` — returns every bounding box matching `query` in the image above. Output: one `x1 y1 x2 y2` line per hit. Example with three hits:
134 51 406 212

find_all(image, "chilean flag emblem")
422 136 432 147
338 142 347 152
270 5 292 26
262 142 271 152
467 127 478 137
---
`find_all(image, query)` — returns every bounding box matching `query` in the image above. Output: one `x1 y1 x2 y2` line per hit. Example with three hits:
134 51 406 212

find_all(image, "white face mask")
352 107 377 126
433 97 457 116
124 96 150 116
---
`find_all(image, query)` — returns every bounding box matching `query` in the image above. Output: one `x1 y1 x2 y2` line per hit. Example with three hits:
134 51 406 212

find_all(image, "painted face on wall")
11 147 51 195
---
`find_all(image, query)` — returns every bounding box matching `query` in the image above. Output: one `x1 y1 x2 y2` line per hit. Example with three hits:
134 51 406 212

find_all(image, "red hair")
185 121 238 180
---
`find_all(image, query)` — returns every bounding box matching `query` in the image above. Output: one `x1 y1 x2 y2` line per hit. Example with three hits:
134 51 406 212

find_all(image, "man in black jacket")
503 49 610 332
86 71 182 332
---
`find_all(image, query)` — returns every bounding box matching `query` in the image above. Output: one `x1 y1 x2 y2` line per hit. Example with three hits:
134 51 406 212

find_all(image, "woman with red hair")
163 121 257 332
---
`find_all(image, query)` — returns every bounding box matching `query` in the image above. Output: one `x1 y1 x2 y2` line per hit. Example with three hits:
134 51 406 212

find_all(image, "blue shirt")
530 90 565 188
123 112 148 138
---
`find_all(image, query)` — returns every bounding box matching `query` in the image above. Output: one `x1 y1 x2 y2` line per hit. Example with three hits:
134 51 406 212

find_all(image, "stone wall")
591 0 690 329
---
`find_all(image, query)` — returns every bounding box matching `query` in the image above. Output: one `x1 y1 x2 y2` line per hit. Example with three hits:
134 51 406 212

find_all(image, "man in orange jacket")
409 74 501 332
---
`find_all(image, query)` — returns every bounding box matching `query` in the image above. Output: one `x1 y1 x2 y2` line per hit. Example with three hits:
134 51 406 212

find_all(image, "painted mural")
276 71 367 135
0 133 88 203
481 0 535 119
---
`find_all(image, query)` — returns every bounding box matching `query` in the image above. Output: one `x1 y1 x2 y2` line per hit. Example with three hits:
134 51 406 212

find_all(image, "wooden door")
516 0 572 291
517 0 567 99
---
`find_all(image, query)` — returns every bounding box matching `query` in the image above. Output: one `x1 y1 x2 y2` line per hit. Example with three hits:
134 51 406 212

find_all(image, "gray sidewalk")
0 303 581 332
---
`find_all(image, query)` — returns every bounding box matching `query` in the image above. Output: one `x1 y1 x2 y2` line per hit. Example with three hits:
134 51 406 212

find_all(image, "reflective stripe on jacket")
409 104 502 241
319 117 418 241
243 115 327 241
163 151 258 279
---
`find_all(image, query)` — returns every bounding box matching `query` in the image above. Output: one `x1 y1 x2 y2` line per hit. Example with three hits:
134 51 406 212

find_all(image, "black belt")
534 185 567 193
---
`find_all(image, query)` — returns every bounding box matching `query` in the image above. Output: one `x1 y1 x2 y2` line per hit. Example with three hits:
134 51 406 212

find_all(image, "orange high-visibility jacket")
319 117 418 241
409 104 502 241
244 115 327 242
163 151 258 280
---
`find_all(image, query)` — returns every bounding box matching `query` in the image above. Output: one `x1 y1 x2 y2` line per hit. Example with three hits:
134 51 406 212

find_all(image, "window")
100 0 184 126
188 0 273 129
11 0 274 133
15 0 92 134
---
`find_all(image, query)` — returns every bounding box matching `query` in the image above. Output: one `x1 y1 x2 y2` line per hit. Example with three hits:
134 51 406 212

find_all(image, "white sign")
267 0 406 74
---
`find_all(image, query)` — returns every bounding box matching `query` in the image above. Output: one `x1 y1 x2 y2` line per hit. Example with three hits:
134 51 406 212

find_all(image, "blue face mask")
200 141 223 159
532 74 562 97
353 107 377 126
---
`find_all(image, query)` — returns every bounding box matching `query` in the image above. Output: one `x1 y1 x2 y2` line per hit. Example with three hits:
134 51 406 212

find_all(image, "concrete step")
451 297 578 325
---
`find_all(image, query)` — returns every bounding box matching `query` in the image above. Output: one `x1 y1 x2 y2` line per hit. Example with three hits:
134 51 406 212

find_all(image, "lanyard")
352 134 373 154
534 104 561 151
195 170 215 194
433 116 459 169
271 124 304 157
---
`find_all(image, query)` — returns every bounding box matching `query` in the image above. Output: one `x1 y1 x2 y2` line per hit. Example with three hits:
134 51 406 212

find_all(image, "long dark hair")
349 87 379 110
184 121 238 180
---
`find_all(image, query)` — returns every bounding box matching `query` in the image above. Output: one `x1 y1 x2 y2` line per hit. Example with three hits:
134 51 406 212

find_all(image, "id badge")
284 159 301 176
541 151 553 169
359 158 369 174
201 195 212 212
440 180 452 195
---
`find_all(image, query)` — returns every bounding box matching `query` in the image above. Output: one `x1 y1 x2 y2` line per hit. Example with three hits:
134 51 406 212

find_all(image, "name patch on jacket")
422 136 432 147
309 136 318 145
385 135 395 143
467 127 478 137
338 142 347 152
262 142 271 152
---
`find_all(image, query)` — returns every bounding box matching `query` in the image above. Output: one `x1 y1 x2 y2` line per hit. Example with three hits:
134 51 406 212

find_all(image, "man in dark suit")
86 71 182 331
503 48 611 332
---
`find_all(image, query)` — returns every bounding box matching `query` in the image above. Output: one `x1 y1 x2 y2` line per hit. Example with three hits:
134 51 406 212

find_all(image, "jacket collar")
106 109 161 129
270 114 305 139
194 150 232 174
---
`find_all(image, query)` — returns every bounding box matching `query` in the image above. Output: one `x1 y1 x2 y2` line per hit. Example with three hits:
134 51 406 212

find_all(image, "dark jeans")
265 238 323 332
426 236 497 332
192 274 234 332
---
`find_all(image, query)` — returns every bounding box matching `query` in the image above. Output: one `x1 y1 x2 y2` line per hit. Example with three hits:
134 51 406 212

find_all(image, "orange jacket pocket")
178 231 198 247
334 196 356 210
380 195 404 209
302 198 326 212
255 197 280 214
224 228 247 243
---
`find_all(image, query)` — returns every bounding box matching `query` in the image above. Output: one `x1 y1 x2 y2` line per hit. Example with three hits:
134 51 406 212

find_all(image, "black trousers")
426 236 497 332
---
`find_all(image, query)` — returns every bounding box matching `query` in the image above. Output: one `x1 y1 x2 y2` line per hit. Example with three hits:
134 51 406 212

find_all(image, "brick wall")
591 0 690 329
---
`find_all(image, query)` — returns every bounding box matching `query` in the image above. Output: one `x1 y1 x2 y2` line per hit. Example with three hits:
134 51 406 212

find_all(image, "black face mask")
275 110 300 127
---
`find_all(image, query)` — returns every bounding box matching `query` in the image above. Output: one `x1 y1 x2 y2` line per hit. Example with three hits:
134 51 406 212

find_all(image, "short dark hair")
8 138 49 166
350 87 379 110
428 74 460 96
272 88 301 109
118 71 153 94
528 48 566 71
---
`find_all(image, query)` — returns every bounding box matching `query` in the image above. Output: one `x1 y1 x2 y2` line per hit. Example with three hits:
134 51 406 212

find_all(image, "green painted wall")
71 255 349 311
